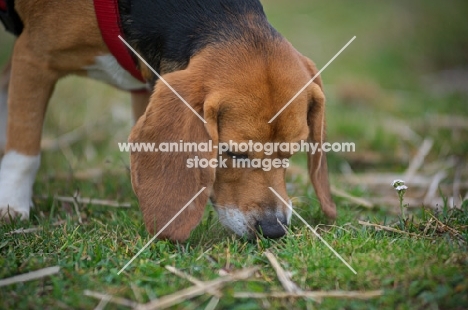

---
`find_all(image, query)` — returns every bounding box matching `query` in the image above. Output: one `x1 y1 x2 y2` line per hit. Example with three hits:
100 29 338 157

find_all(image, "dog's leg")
0 59 10 155
131 90 151 122
0 35 59 221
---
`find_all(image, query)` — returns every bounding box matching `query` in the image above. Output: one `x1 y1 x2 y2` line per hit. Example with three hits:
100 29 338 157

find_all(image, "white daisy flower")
391 179 405 187
395 185 408 191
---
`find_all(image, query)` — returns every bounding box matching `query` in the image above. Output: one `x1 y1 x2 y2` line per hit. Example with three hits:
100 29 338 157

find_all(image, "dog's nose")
255 216 288 239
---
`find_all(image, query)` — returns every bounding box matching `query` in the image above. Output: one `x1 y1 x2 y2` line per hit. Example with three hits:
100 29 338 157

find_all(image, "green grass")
1 183 467 309
1 0 468 309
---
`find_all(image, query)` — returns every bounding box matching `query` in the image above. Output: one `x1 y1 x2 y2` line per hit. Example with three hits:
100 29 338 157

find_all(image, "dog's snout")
255 216 288 239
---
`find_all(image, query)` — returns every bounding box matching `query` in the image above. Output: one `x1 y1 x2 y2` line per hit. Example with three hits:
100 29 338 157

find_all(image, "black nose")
255 217 288 239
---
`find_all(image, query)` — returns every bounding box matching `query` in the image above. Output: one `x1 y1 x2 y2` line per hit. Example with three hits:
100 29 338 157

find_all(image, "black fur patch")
118 0 280 83
0 0 24 35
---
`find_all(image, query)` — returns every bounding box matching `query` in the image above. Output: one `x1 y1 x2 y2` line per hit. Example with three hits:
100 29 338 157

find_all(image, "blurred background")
0 0 467 213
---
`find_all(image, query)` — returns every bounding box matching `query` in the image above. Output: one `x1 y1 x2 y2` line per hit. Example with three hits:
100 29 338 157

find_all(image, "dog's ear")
129 68 218 241
301 56 337 219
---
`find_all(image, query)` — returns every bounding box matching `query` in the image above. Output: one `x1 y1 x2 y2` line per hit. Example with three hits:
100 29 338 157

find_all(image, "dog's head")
129 40 336 241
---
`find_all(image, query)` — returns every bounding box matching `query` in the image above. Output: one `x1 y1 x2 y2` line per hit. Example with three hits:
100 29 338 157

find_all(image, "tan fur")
1 1 336 239
130 41 336 240
129 65 216 241
0 59 10 155
131 91 151 122
6 0 108 155
301 57 337 219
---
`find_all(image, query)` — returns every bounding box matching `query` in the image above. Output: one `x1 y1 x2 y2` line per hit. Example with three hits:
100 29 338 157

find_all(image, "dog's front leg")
0 35 59 221
131 90 151 123
0 60 9 155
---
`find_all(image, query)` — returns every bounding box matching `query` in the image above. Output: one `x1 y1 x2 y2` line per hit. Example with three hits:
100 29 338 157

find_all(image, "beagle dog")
0 0 336 241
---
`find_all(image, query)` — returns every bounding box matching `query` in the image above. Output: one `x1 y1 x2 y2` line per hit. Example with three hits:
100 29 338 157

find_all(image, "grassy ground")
1 0 467 309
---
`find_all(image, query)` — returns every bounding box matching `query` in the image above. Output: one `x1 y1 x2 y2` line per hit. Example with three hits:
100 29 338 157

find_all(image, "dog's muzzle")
255 214 288 239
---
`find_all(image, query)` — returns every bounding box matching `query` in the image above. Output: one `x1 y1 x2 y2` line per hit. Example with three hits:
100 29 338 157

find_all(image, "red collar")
94 0 145 83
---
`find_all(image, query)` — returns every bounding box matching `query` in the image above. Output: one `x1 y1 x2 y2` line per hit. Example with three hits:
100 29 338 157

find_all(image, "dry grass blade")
264 251 301 293
0 266 60 287
6 220 66 235
131 282 144 304
453 164 462 208
165 266 221 297
340 173 433 186
136 267 259 310
204 296 220 310
404 138 434 181
383 118 421 143
6 226 44 235
233 290 383 300
426 212 465 242
165 266 204 286
93 294 111 310
84 290 137 308
54 195 131 208
424 171 447 205
72 191 83 225
358 221 430 239
331 186 374 208
417 115 468 130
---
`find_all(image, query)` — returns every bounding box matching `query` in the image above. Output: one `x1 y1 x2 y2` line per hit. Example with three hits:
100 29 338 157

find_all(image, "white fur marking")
216 207 251 237
85 55 148 91
286 200 293 224
0 151 40 220
216 202 291 238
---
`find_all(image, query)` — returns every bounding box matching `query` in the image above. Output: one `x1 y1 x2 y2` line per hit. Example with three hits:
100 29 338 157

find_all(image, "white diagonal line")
117 187 207 275
268 187 357 274
118 35 207 123
268 36 356 123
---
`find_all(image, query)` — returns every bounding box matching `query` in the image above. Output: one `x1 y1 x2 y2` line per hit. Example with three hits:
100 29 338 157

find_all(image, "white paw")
0 151 40 222
0 205 29 221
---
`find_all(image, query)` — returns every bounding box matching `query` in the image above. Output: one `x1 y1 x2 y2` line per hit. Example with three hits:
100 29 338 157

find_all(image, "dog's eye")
226 151 248 159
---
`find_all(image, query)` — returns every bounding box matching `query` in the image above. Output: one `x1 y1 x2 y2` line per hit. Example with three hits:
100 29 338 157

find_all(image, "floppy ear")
302 56 337 219
129 69 218 241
